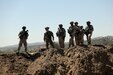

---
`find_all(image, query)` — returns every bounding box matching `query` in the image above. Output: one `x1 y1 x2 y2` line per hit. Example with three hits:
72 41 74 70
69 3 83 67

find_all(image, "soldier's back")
45 31 53 39
19 30 28 39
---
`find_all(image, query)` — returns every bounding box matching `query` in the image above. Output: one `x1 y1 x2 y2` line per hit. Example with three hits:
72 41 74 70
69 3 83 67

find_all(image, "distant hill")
91 36 113 45
0 36 113 53
0 42 44 53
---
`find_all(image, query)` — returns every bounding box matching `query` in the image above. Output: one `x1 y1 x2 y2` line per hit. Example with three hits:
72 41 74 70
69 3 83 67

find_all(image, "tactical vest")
44 31 53 40
56 28 66 37
19 30 28 39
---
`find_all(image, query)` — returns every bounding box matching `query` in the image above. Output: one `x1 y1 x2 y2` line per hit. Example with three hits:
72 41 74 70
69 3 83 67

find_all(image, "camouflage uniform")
68 24 75 47
18 26 29 53
74 22 81 45
85 21 94 45
56 25 66 48
44 27 54 49
79 26 84 45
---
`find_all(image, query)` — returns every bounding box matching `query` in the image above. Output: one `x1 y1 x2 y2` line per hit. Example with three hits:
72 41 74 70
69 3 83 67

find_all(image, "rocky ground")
0 45 113 75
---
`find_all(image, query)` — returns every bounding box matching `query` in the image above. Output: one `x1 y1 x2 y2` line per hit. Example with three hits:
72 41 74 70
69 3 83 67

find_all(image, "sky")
0 0 113 47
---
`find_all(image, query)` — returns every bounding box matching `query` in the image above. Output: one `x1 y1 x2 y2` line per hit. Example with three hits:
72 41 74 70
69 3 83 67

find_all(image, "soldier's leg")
46 40 49 49
18 40 22 53
76 35 79 45
61 37 65 48
75 35 77 45
50 40 55 48
63 37 65 48
69 36 74 48
79 34 81 45
88 36 90 45
23 40 27 52
81 34 84 45
89 33 92 45
46 41 49 49
86 34 89 45
71 36 74 47
80 33 84 45
78 34 81 45
69 38 71 48
59 37 63 48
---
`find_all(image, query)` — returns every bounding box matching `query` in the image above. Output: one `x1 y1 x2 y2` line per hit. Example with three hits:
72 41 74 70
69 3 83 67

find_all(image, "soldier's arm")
27 30 29 36
18 31 22 36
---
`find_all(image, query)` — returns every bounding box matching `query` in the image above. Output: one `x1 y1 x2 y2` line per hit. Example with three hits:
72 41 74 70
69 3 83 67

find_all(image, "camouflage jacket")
68 26 75 36
74 25 81 34
85 25 94 34
56 28 66 37
18 30 29 39
44 31 54 41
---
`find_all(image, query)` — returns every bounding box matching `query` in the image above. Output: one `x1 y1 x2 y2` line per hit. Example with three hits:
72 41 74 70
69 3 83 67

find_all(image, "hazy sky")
0 0 113 47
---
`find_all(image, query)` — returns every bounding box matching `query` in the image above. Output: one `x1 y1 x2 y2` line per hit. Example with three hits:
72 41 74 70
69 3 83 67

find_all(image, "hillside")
92 36 113 45
0 42 44 54
0 45 113 75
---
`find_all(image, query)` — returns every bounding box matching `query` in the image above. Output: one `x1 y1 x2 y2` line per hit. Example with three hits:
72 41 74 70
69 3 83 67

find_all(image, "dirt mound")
0 45 113 75
0 53 32 75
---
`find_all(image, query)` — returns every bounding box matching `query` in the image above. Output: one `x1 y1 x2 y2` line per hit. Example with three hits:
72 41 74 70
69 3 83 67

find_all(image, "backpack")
68 27 73 34
56 28 66 37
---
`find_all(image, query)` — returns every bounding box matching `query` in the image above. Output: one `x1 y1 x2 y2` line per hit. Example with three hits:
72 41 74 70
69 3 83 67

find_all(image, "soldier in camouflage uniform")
68 21 75 48
44 27 54 49
84 21 94 45
79 26 85 45
56 24 66 48
17 26 29 54
74 22 81 45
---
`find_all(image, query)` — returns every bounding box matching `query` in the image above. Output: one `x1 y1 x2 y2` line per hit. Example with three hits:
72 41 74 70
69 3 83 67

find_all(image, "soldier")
84 21 94 45
17 26 29 54
44 27 54 49
56 24 66 48
74 22 81 45
68 21 75 48
79 26 85 45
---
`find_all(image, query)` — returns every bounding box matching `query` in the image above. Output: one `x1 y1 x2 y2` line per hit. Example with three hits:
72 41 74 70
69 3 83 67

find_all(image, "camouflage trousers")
79 33 84 45
86 32 93 45
45 39 54 49
18 39 27 52
58 36 65 48
75 34 81 45
69 35 74 47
